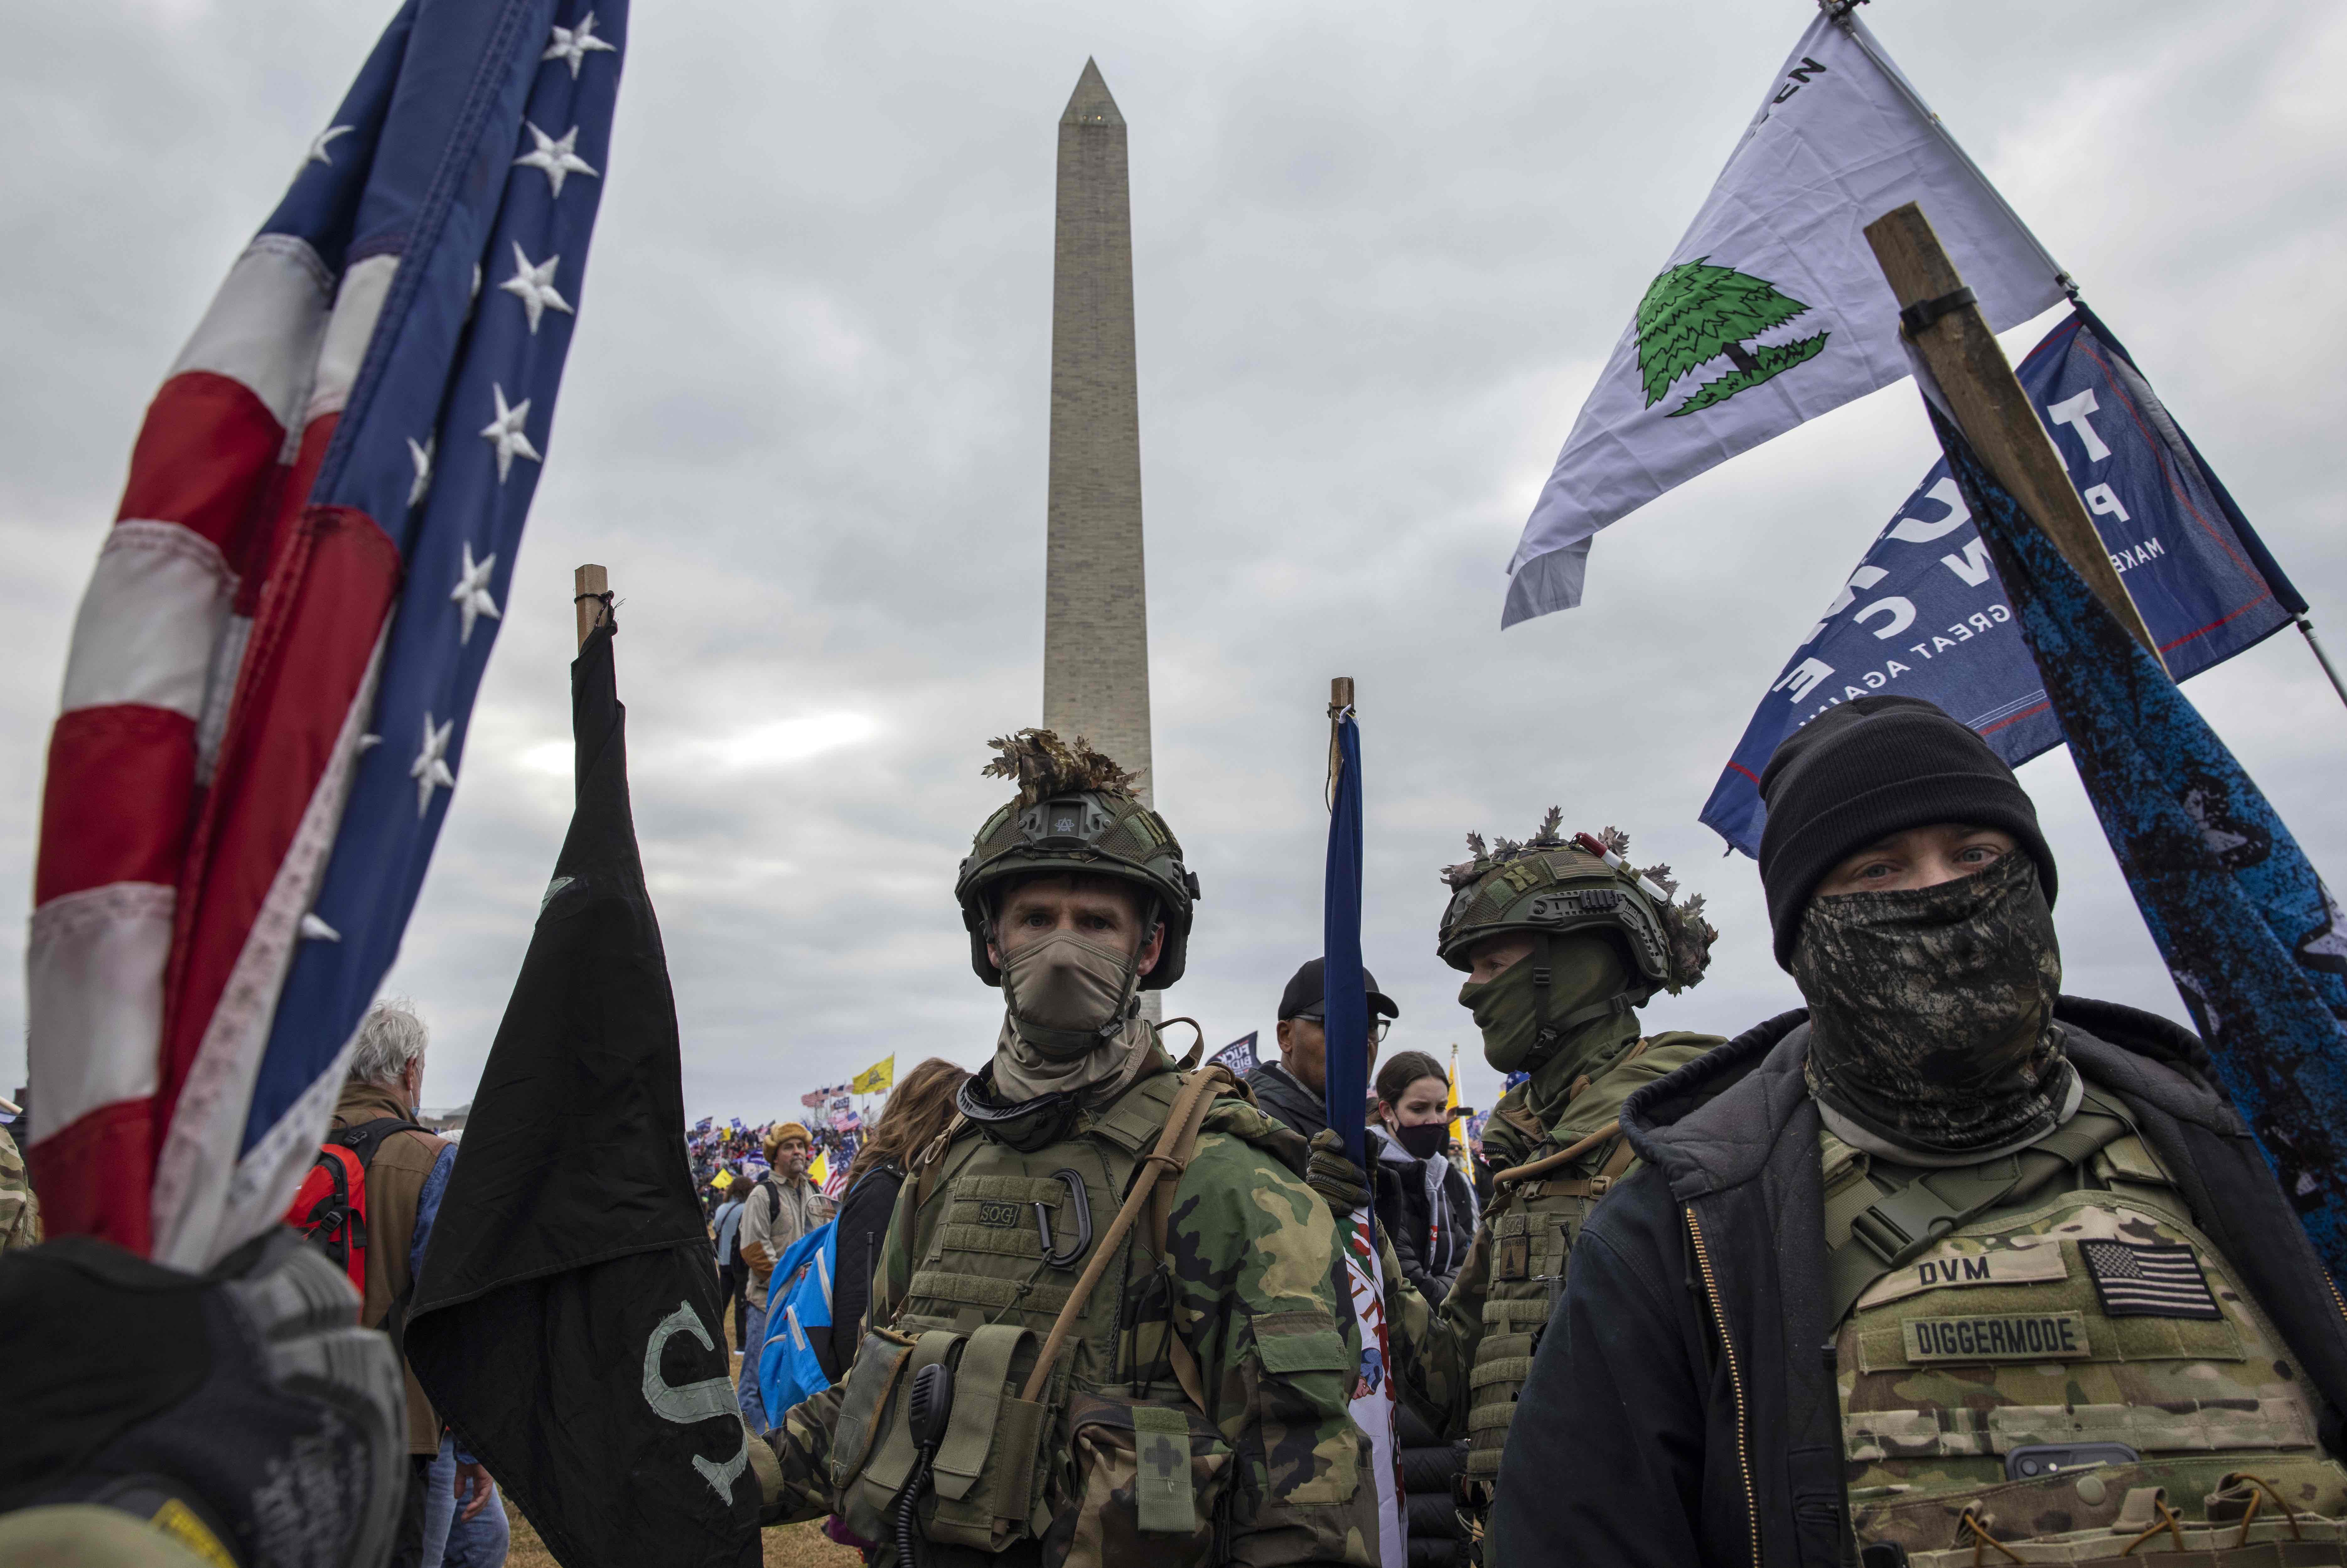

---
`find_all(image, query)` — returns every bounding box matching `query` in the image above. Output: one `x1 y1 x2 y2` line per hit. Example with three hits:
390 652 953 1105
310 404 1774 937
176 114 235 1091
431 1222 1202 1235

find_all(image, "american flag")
2081 1240 2222 1320
28 0 627 1268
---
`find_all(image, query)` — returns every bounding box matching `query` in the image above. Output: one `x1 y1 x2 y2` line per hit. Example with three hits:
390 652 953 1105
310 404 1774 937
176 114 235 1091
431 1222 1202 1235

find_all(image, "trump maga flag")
29 0 627 1265
1504 6 2064 625
1702 307 2302 855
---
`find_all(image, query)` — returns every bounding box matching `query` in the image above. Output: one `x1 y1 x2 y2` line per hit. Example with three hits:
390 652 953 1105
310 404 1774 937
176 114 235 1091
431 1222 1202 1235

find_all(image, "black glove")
1304 1129 1369 1216
0 1227 407 1568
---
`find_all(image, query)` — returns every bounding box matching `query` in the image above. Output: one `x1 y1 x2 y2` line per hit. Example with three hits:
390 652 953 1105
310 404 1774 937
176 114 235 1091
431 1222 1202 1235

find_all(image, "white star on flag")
479 384 541 484
498 243 574 335
543 12 617 78
307 124 353 166
449 541 503 645
299 913 341 942
514 121 598 198
411 713 456 817
407 434 435 508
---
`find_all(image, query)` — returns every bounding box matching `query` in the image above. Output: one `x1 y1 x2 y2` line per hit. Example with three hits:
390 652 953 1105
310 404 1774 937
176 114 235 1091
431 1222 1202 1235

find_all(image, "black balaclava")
1794 849 2072 1158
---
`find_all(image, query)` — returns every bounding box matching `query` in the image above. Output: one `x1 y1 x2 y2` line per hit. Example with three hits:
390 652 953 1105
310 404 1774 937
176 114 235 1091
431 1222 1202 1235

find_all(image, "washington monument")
1041 60 1153 807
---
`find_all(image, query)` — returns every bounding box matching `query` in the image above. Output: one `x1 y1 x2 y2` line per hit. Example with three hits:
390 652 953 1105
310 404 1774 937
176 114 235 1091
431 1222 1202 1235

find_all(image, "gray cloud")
2 0 2341 1131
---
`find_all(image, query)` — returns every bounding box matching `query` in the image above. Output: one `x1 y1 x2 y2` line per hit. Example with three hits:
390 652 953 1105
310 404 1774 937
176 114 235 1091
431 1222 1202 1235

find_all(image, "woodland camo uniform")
1348 816 1722 1564
749 732 1378 1568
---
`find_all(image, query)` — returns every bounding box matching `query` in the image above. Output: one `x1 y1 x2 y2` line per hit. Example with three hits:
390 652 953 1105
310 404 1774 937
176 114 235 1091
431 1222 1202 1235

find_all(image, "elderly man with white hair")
330 998 489 1568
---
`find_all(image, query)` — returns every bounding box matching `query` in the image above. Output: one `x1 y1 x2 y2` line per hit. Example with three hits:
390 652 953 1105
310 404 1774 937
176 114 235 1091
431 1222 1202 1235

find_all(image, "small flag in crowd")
800 1083 846 1109
1209 1031 1260 1077
28 0 628 1265
1702 305 2303 855
850 1055 894 1095
408 610 755 1568
1503 6 2063 625
1921 378 2347 1288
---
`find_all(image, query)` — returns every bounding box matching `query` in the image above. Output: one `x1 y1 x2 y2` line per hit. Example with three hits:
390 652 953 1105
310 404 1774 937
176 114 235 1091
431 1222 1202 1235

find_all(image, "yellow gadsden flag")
851 1055 894 1095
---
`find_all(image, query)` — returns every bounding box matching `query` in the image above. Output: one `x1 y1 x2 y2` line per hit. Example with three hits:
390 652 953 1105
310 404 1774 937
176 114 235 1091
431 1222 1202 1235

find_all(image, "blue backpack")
757 1219 837 1418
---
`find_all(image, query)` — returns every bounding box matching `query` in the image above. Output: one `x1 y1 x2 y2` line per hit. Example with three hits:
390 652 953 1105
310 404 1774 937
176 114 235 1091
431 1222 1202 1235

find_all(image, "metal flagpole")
2295 614 2347 711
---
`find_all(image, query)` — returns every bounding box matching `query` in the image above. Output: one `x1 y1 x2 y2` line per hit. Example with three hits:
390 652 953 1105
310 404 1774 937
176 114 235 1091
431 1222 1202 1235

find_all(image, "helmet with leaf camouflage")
1435 809 1718 1003
954 729 1201 989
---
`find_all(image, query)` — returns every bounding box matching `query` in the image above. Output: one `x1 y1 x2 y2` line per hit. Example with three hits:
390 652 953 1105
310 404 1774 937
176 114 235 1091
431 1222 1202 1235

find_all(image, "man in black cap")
1248 957 1399 1140
1494 695 2347 1568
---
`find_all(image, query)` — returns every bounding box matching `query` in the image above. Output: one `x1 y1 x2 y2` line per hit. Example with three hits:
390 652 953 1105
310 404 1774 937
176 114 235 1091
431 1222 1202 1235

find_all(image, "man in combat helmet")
749 730 1379 1568
1306 809 1722 1563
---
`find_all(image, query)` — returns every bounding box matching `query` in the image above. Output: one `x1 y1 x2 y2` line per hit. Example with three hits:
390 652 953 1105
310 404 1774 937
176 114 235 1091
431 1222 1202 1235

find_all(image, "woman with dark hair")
819 1057 970 1380
1371 1049 1480 1568
1368 1050 1479 1303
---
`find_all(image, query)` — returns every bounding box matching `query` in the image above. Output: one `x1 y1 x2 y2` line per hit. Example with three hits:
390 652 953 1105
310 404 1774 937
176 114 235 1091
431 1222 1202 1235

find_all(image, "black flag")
407 613 755 1568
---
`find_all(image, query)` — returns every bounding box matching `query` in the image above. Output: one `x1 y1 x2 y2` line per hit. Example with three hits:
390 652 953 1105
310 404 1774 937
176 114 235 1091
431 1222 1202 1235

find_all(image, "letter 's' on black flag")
407 614 756 1568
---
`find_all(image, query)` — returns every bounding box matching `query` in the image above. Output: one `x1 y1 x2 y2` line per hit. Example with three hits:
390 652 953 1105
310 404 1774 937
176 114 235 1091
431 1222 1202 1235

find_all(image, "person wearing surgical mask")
1495 694 2347 1568
1366 1052 1478 1305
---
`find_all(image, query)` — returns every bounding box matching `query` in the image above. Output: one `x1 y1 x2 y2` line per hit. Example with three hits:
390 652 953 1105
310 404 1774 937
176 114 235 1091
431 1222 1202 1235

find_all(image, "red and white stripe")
29 237 402 1261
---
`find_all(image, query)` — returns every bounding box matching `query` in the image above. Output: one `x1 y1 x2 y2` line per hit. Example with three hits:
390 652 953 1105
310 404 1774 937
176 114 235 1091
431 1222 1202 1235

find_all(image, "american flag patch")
2081 1240 2222 1320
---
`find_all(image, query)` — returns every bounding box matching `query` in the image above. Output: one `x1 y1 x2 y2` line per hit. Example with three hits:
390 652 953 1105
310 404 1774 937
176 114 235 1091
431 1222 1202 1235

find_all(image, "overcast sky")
4 0 2342 1125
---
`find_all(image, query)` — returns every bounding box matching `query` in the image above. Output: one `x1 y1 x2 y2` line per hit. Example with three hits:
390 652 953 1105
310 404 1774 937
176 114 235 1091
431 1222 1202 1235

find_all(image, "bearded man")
1494 695 2347 1568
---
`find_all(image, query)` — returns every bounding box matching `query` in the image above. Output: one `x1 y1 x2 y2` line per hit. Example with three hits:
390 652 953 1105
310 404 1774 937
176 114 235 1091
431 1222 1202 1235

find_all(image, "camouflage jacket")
0 1129 40 1256
1382 1029 1723 1437
760 1042 1379 1567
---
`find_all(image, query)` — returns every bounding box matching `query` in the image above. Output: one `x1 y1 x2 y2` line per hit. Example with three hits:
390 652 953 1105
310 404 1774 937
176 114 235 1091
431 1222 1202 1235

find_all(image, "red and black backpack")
282 1116 424 1301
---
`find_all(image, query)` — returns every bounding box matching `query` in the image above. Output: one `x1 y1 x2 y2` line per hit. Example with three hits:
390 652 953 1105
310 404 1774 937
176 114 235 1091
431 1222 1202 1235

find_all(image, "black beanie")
1757 695 2055 969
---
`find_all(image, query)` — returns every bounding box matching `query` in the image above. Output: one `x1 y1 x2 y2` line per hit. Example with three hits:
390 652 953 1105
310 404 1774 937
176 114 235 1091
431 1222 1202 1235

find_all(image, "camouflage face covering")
1794 852 2070 1157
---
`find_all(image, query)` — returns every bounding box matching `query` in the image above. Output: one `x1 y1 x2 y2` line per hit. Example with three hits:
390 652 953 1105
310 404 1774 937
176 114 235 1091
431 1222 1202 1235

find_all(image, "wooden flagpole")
574 563 610 651
1863 202 2167 673
1326 676 1354 808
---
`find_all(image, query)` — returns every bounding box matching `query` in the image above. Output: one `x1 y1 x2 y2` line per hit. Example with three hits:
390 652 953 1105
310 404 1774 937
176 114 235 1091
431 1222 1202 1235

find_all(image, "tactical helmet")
1436 810 1716 1005
955 729 1201 990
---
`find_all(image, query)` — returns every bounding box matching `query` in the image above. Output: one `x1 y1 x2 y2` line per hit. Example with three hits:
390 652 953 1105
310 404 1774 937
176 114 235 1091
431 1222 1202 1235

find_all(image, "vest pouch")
1039 1392 1234 1568
921 1324 1058 1553
835 1328 964 1547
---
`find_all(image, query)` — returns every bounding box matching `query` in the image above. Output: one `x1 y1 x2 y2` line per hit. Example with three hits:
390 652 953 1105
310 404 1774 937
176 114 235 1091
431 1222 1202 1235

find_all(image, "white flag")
1502 9 2065 626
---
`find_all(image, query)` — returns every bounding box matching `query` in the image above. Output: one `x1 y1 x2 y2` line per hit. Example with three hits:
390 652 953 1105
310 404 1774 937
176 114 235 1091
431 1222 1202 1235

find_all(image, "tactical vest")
1460 1035 1720 1539
826 1064 1283 1568
1825 1086 2347 1567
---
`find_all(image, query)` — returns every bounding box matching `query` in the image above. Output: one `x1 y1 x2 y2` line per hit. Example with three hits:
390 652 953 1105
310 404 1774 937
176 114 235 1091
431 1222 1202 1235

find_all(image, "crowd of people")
7 700 2343 1568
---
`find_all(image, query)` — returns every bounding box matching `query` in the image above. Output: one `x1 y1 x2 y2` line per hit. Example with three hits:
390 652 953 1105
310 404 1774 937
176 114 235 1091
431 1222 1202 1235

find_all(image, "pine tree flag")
406 612 756 1568
1504 7 2065 625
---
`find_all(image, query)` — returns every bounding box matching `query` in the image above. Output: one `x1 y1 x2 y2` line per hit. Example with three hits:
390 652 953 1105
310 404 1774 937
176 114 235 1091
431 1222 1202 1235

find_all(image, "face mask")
1458 934 1627 1074
1391 1121 1448 1160
1794 851 2068 1157
999 928 1141 1056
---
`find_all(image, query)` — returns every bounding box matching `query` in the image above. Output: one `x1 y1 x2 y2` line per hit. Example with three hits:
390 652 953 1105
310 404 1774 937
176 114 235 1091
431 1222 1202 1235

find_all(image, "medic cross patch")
2081 1240 2222 1320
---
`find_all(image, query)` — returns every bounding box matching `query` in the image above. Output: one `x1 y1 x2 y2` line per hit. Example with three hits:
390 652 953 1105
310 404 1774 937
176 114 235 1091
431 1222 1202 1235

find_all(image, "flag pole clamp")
1899 286 1977 338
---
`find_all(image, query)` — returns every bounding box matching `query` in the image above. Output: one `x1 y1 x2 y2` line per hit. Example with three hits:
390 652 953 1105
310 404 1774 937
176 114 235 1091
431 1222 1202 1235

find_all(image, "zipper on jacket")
1686 1206 1760 1568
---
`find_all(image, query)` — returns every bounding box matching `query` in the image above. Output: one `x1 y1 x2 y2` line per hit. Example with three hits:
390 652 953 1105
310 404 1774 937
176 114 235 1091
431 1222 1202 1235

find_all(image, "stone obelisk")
1042 60 1153 808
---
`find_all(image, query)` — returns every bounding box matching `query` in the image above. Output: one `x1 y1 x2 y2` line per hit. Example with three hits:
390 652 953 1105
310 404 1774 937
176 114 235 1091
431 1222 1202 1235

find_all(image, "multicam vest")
827 1066 1293 1568
1462 1035 1721 1521
1828 1085 2347 1567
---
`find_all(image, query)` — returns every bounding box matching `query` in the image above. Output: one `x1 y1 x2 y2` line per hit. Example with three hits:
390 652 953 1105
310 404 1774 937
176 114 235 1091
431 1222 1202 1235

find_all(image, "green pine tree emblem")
1635 257 1829 417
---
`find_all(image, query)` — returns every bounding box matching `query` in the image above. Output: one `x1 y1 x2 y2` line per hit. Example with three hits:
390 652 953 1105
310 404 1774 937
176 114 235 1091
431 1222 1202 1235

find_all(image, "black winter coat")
822 1162 905 1383
1246 1062 1328 1142
1490 998 2347 1568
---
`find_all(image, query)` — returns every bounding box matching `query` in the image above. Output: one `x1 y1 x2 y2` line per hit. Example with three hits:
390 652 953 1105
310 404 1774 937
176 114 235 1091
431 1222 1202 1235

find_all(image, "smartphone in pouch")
2005 1442 2141 1480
